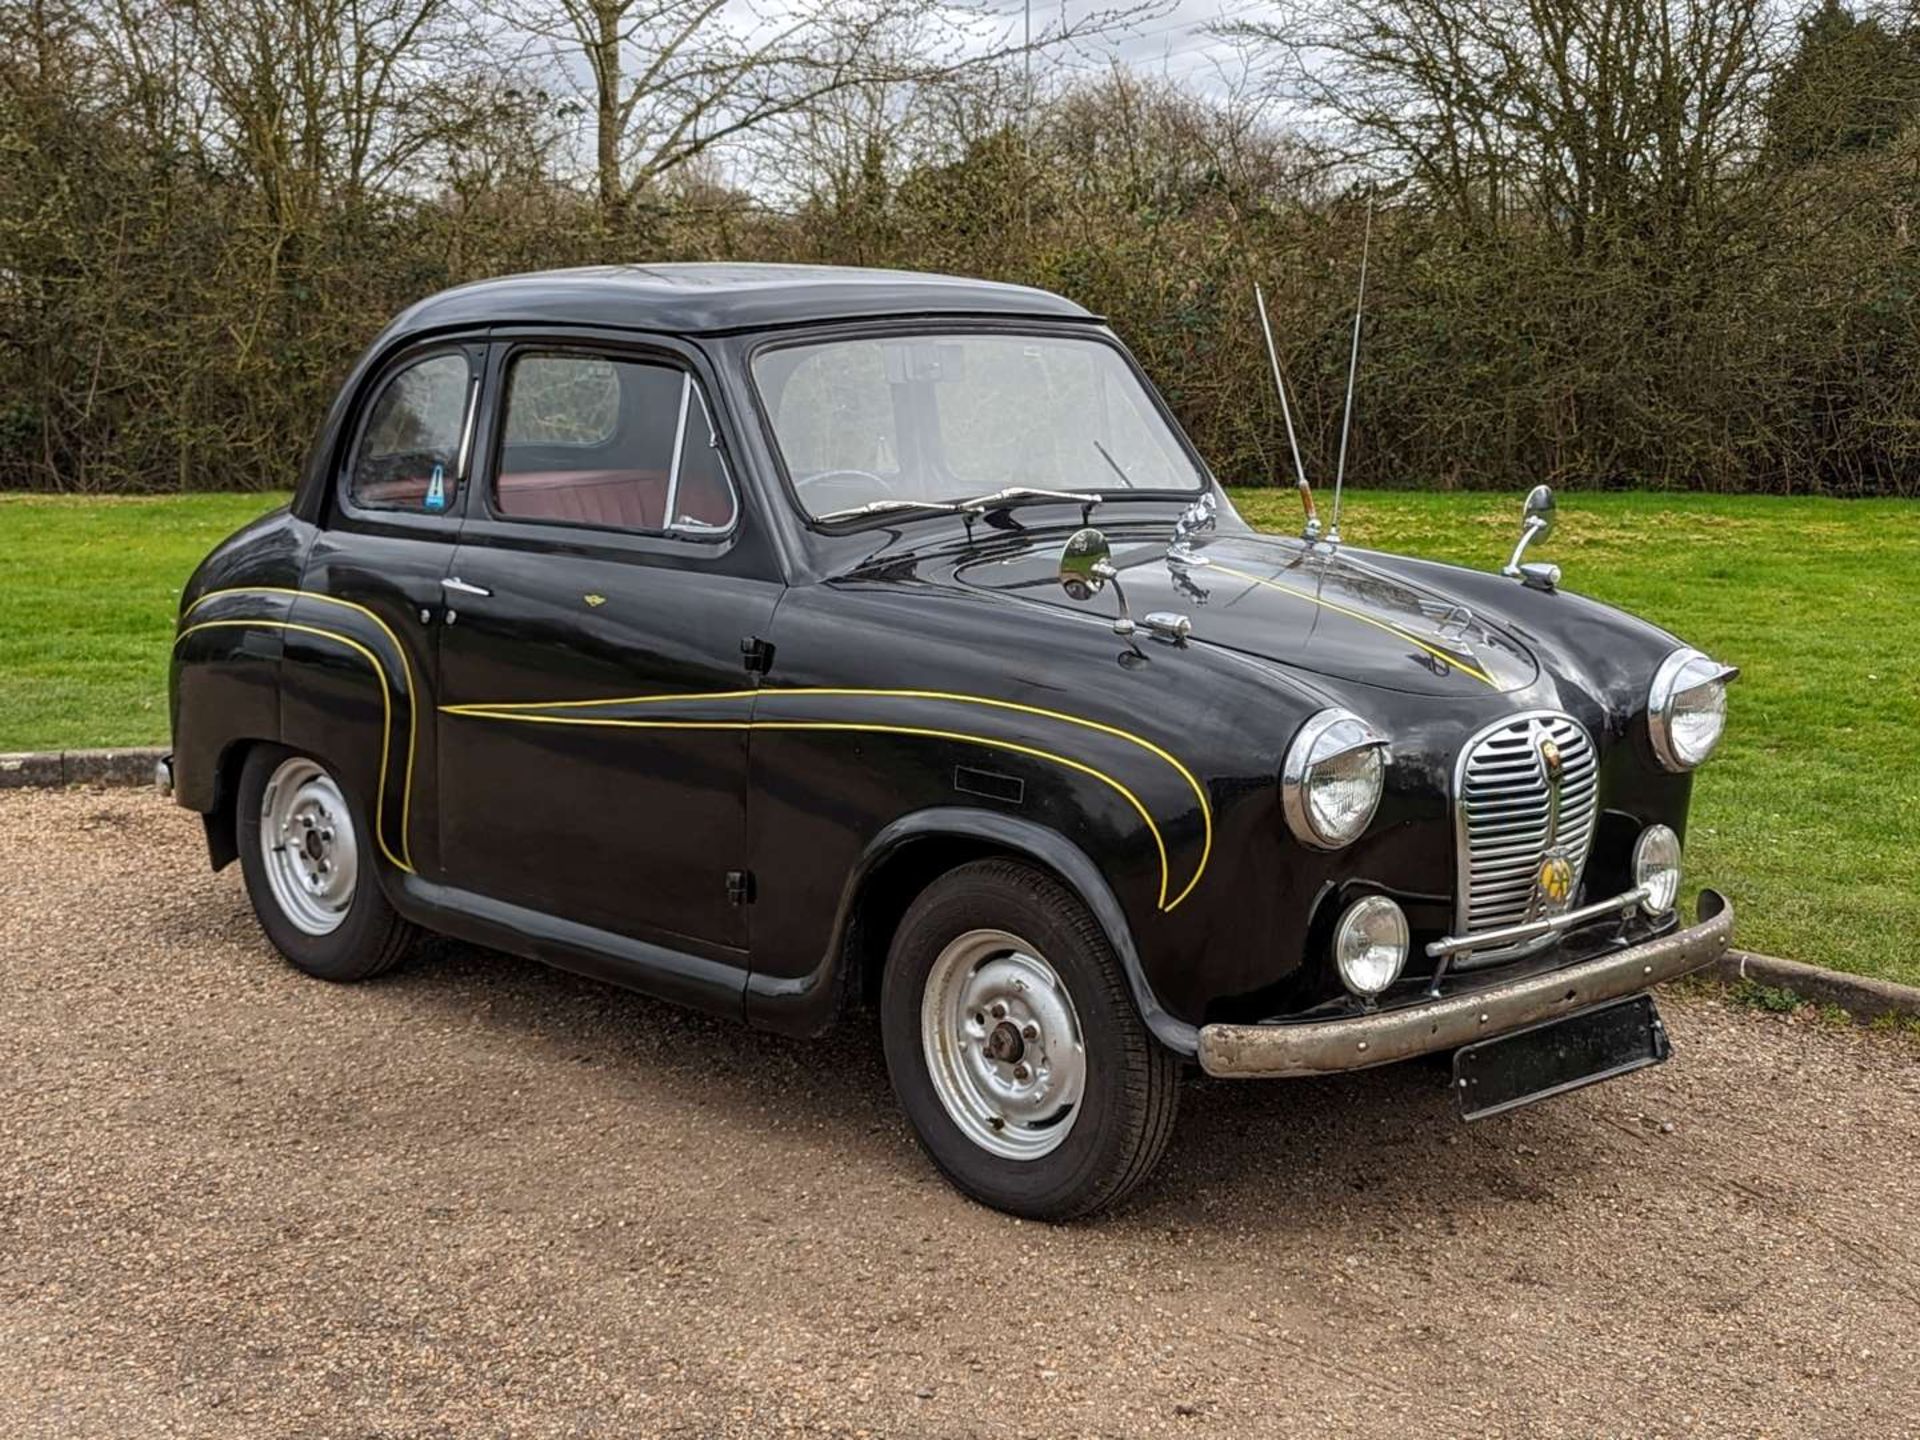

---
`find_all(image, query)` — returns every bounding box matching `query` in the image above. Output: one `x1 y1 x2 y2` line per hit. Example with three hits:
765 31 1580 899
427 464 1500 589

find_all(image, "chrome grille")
1453 712 1599 961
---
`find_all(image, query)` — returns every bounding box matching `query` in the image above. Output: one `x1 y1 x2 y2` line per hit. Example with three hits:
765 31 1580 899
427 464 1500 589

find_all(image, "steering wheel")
794 468 897 506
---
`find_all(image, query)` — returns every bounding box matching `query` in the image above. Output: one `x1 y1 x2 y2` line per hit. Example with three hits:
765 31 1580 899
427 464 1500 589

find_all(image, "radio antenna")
1255 283 1319 542
1328 199 1373 546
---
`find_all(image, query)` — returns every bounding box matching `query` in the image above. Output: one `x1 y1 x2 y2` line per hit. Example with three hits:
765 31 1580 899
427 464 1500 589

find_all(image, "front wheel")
881 859 1180 1220
236 745 417 982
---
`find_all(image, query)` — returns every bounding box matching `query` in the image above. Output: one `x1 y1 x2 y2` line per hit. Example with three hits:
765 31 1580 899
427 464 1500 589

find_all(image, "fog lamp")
1633 825 1682 916
1334 895 1409 998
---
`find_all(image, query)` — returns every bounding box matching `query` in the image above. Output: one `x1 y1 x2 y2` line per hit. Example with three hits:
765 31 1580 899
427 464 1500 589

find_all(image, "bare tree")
503 0 1166 231
182 0 483 205
1229 0 1784 255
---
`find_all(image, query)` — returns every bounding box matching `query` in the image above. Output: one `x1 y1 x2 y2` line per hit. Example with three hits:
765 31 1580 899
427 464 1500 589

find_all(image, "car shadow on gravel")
170 872 1637 1229
370 931 1631 1225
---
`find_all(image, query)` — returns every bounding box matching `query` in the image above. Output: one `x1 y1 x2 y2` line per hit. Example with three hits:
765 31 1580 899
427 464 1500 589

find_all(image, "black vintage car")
167 263 1736 1218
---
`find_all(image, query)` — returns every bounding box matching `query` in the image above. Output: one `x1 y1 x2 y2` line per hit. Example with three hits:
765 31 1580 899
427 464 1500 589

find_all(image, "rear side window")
494 352 737 536
349 352 474 513
503 356 620 446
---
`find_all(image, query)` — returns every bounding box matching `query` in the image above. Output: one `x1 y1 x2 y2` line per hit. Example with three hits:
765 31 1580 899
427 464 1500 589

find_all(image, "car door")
289 341 483 880
434 335 782 955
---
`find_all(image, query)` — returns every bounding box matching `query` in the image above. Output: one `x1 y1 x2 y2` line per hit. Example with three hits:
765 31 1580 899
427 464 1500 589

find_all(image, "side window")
349 352 474 512
503 355 620 447
494 351 737 536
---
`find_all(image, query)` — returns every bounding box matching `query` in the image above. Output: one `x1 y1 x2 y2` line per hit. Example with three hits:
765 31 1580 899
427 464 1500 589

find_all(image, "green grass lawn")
2 488 1914 986
1231 489 1920 988
0 493 291 752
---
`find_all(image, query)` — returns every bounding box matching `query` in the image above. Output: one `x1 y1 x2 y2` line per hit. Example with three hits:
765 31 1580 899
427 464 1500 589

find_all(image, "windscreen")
753 332 1205 519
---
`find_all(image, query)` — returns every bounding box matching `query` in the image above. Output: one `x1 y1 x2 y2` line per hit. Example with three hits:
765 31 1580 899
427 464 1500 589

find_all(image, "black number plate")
1453 994 1671 1122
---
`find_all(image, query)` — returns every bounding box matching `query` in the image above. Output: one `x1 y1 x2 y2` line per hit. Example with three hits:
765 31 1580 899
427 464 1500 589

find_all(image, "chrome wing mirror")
1501 484 1561 593
1059 527 1136 636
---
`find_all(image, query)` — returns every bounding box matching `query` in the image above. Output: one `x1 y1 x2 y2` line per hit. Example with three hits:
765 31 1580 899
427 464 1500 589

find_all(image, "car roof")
387 263 1098 338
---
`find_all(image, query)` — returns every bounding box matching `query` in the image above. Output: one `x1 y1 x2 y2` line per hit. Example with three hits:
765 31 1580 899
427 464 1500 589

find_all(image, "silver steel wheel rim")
921 928 1087 1161
259 757 357 937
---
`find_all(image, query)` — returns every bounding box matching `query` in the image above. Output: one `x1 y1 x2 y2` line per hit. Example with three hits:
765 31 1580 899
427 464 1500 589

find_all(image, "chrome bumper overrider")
1197 890 1732 1080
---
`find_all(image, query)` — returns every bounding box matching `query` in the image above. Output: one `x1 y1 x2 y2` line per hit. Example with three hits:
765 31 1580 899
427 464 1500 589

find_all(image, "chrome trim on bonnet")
1197 890 1732 1079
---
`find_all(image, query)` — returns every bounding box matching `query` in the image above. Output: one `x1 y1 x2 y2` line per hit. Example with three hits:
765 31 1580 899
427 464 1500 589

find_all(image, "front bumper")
1197 890 1733 1079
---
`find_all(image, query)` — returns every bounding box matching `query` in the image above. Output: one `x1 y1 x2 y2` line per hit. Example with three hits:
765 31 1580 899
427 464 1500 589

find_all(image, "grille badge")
1535 851 1576 908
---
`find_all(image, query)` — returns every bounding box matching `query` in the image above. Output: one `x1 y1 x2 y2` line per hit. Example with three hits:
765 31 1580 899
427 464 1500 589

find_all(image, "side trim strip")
1208 562 1498 688
173 618 415 874
185 586 420 868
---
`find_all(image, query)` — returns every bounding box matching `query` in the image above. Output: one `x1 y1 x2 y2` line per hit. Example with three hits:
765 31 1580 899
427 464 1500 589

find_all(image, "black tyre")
235 744 417 982
880 858 1180 1220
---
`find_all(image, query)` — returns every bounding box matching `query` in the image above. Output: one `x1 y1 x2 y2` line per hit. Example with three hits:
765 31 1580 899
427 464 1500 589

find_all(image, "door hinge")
740 635 775 675
725 870 756 906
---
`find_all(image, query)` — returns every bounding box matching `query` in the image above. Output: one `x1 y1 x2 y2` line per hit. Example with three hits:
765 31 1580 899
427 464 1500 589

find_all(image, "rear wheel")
236 745 417 982
881 859 1180 1220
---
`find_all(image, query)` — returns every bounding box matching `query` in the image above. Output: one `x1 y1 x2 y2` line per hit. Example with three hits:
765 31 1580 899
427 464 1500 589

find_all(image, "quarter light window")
350 353 474 513
495 353 737 535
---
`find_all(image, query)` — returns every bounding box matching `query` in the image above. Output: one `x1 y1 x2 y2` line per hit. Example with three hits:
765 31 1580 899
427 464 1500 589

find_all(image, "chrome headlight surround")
1647 647 1739 772
1282 709 1391 850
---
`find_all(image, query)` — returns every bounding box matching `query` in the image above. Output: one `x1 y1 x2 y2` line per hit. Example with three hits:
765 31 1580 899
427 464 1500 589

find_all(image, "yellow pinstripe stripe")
445 706 1180 913
443 685 1213 910
186 587 420 868
184 598 1214 909
173 619 414 874
1208 562 1499 688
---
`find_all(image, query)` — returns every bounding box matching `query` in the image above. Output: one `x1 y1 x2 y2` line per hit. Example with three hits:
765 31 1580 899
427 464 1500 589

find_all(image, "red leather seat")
364 464 731 532
496 469 669 529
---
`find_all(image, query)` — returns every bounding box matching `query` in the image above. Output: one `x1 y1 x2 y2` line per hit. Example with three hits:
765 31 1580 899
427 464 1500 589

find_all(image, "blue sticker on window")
425 463 447 511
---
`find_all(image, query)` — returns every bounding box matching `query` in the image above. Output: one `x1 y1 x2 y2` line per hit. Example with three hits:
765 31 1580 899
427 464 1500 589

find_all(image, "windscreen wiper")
1092 442 1134 489
814 497 970 522
819 488 1105 524
953 486 1104 514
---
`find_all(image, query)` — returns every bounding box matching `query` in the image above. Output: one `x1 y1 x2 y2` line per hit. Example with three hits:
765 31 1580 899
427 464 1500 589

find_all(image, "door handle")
441 576 492 598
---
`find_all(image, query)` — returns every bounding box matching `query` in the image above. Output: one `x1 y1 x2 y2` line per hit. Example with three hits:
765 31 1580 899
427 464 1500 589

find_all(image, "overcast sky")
994 0 1270 97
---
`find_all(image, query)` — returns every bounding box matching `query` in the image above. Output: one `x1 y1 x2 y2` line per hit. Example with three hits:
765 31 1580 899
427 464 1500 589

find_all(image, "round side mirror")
1523 484 1556 539
1059 527 1113 601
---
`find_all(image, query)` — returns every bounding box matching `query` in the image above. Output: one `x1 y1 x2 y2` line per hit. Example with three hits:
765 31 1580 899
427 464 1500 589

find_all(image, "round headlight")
1633 824 1682 915
1648 647 1735 772
1334 895 1409 997
1282 709 1390 850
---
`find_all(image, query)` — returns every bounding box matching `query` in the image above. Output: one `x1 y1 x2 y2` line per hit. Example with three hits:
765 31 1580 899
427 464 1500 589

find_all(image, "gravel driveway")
3 787 1917 1438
